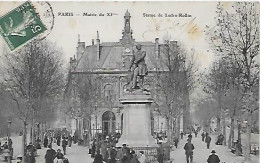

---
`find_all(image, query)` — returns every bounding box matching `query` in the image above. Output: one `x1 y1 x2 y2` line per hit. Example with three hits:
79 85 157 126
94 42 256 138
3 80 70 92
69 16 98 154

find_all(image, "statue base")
117 93 157 147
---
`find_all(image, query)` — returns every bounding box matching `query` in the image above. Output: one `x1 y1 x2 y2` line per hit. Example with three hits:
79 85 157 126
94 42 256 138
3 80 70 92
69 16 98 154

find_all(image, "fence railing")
130 146 158 162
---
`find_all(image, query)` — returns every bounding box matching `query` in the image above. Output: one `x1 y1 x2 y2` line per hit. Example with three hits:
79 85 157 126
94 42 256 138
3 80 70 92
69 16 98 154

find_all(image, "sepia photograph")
0 1 259 163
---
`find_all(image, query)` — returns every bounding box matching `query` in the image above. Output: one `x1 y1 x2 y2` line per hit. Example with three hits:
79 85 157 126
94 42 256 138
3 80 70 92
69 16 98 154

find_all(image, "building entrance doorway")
102 111 116 136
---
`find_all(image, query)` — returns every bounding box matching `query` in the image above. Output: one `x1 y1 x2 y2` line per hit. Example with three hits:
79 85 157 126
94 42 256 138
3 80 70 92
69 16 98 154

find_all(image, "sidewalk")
170 133 259 163
0 135 93 163
35 143 93 163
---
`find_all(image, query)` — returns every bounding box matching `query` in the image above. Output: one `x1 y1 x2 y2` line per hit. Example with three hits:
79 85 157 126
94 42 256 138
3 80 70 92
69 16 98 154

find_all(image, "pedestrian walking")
108 146 117 163
91 139 97 158
68 135 72 147
205 133 211 149
138 151 146 163
194 131 198 138
201 132 205 142
184 139 194 163
26 143 36 163
56 148 64 163
62 137 67 155
188 133 192 140
115 146 123 163
44 136 49 148
129 150 139 163
56 135 61 146
174 137 179 148
2 142 8 149
36 137 41 149
207 150 220 163
122 144 130 163
157 142 164 163
101 141 109 162
94 150 103 163
180 132 184 139
45 145 56 163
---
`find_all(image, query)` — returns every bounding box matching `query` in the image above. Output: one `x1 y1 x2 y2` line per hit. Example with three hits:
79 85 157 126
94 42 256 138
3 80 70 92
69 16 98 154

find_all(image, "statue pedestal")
117 93 157 147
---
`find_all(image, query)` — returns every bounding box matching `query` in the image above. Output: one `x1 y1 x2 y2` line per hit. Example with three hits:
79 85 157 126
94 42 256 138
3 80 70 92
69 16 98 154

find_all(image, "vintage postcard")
0 1 259 163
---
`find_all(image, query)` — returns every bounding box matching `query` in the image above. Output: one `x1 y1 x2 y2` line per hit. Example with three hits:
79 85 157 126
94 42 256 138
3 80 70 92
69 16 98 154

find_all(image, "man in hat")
201 132 205 142
138 151 146 163
45 145 56 163
205 133 211 149
184 138 194 163
128 44 148 90
93 150 103 163
121 144 130 163
157 142 164 163
115 146 123 163
56 147 64 163
108 145 117 163
207 150 220 163
188 134 192 140
62 137 67 155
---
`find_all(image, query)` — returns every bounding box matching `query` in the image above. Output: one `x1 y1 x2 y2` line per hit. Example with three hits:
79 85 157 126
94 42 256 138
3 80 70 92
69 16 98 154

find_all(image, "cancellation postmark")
0 1 53 51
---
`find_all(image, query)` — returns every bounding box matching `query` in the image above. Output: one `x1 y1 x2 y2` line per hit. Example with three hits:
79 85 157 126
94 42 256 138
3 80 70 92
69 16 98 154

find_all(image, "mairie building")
64 10 191 139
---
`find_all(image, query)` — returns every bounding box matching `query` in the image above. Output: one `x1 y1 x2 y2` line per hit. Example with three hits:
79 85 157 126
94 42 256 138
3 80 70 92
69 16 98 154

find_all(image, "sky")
0 1 227 70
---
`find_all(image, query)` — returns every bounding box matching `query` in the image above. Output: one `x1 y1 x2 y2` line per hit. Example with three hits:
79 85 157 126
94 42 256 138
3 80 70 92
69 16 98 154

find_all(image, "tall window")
104 84 114 102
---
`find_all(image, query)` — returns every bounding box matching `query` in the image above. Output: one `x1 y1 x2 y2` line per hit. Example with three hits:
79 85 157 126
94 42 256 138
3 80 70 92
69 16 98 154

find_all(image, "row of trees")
150 41 198 159
1 40 65 162
196 2 259 161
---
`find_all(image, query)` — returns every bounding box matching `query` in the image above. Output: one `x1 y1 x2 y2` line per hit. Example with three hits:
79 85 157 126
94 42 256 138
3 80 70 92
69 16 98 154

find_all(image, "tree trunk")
216 117 221 136
165 117 171 160
222 116 227 146
245 111 252 161
175 115 181 140
22 121 27 163
228 117 234 148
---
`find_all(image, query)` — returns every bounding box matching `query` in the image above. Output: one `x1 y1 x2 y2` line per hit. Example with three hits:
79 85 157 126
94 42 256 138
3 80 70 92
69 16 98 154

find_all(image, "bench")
231 147 236 154
250 144 259 155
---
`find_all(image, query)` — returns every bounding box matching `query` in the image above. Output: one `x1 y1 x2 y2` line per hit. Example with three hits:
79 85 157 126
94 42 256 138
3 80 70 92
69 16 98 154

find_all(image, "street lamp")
161 122 163 132
236 120 242 156
92 124 95 137
35 123 40 138
6 120 12 163
6 121 12 140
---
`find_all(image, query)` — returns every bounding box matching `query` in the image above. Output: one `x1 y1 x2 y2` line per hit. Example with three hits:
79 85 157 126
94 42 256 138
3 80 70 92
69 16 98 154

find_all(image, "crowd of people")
0 125 228 163
0 138 13 161
90 135 149 163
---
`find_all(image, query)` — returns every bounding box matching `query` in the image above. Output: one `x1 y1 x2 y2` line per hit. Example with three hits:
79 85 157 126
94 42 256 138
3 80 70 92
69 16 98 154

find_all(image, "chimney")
155 38 159 58
96 31 100 60
76 34 85 59
169 41 177 51
69 56 76 71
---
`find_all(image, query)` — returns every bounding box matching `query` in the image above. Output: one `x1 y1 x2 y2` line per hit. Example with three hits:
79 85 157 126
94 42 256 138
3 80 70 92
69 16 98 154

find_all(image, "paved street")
1 133 259 163
171 133 259 163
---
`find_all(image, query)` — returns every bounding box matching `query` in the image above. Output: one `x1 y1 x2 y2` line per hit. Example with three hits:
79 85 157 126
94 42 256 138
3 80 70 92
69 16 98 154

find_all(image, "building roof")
72 10 176 72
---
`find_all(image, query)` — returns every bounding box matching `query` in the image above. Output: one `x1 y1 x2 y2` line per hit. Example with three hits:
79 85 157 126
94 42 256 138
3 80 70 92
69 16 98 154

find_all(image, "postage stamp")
0 1 47 51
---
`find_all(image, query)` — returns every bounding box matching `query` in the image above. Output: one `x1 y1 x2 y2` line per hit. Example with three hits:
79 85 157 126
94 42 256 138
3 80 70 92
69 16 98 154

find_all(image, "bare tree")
151 41 197 160
64 69 101 143
1 40 64 162
208 2 259 160
193 98 218 133
201 59 230 146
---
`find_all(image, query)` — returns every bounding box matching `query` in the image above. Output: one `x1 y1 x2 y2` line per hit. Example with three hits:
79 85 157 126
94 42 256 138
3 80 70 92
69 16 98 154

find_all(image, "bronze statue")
127 44 148 91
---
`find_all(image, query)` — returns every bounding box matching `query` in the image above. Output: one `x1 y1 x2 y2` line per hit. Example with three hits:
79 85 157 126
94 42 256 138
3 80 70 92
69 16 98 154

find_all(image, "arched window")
102 111 116 135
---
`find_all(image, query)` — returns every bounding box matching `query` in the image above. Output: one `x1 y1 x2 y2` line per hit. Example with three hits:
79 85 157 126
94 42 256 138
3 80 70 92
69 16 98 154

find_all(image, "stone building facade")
64 10 191 138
